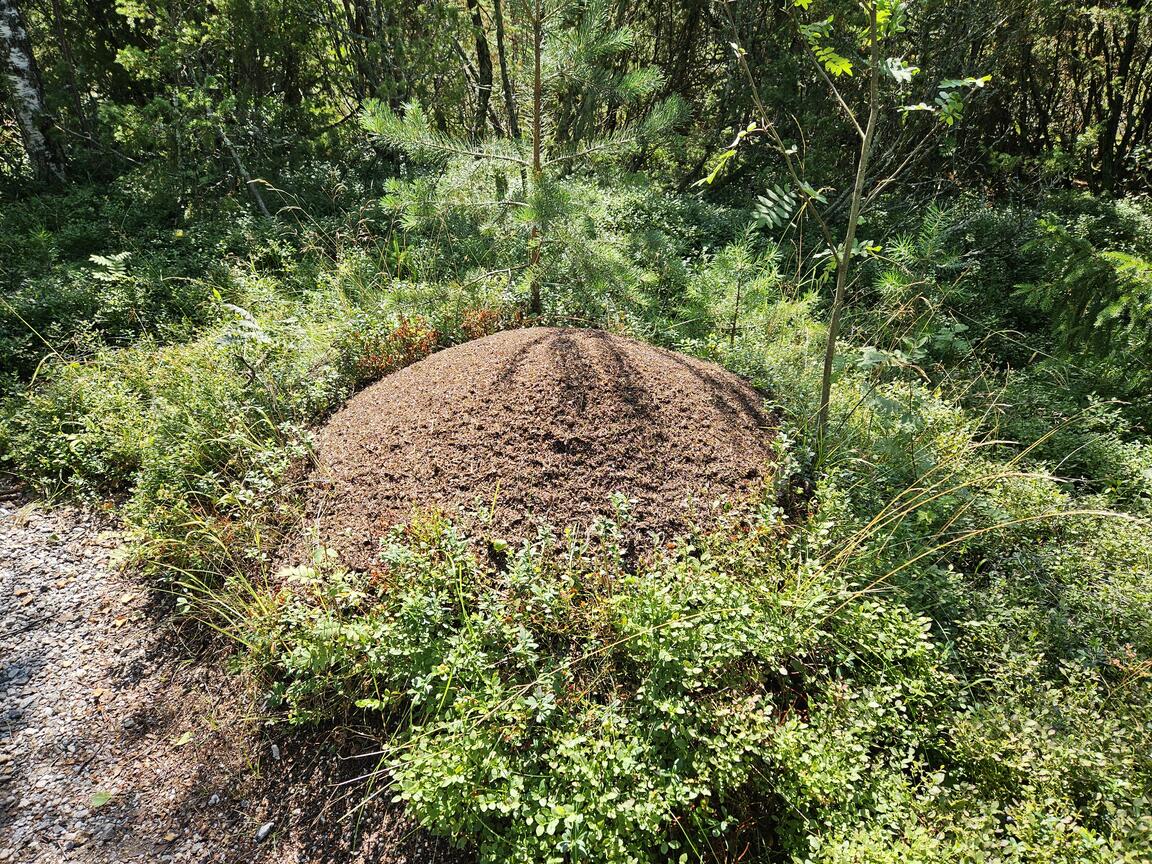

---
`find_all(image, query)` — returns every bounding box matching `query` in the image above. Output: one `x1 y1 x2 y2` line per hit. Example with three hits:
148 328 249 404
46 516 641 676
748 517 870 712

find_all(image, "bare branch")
719 1 841 263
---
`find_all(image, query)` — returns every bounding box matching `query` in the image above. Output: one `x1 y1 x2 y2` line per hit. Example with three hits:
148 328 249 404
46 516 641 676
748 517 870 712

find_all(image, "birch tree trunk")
0 0 65 183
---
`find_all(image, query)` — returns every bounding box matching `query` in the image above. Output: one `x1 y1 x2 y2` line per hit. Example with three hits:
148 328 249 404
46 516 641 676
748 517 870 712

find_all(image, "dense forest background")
4 0 1151 193
2 1 1152 863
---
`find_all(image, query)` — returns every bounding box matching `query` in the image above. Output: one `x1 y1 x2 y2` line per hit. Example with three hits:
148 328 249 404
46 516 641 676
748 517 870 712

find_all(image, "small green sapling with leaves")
704 0 988 455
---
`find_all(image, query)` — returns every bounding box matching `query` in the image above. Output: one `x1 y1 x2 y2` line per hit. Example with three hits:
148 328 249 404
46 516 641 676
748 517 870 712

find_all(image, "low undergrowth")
0 284 510 581
219 372 1152 863
239 509 945 864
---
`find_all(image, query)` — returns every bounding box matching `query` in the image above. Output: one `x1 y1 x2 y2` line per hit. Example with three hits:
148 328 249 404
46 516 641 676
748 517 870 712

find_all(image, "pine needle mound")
295 327 778 570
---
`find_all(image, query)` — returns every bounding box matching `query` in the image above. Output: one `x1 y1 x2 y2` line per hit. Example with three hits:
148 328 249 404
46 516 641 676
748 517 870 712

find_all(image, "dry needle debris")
294 327 777 571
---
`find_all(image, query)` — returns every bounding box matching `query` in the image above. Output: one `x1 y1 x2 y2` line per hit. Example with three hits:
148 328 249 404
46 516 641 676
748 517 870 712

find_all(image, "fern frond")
1018 223 1152 355
89 251 131 282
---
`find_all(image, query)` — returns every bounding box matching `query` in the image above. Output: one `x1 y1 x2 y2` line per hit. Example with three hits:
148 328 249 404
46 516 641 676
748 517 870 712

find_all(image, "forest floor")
0 501 463 864
0 330 781 864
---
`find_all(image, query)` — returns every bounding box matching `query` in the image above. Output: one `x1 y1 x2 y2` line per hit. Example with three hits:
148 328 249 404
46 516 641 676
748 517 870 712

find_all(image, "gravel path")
0 500 253 862
0 500 464 864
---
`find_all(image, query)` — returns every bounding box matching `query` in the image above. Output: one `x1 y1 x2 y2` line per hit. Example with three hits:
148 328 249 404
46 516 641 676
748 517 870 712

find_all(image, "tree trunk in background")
528 0 543 314
0 0 65 183
1098 5 1141 194
493 0 519 140
50 0 93 138
340 0 374 99
467 0 494 140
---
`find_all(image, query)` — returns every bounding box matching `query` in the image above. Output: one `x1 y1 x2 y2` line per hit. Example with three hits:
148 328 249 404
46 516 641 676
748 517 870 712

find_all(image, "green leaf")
900 101 935 116
858 346 893 369
816 46 853 77
798 180 828 204
695 148 736 186
754 184 800 229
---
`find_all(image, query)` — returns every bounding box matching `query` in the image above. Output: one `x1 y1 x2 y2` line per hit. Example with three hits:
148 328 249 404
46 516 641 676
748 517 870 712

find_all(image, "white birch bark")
0 0 64 182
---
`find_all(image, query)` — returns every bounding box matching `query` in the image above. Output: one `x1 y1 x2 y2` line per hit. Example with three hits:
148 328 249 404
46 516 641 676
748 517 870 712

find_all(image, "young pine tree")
361 0 685 314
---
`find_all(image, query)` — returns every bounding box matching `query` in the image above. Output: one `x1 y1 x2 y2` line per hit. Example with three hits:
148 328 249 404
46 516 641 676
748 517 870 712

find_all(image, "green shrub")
240 445 1152 863
0 356 150 494
0 280 521 580
228 358 1152 863
243 509 950 864
0 181 250 380
995 364 1152 512
4 176 1152 864
333 314 439 389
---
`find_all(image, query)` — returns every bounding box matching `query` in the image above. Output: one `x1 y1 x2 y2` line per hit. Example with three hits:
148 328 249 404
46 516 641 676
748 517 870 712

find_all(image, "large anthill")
290 327 778 570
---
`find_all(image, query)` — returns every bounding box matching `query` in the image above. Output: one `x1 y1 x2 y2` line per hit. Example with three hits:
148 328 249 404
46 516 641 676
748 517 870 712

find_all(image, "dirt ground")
0 500 464 864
